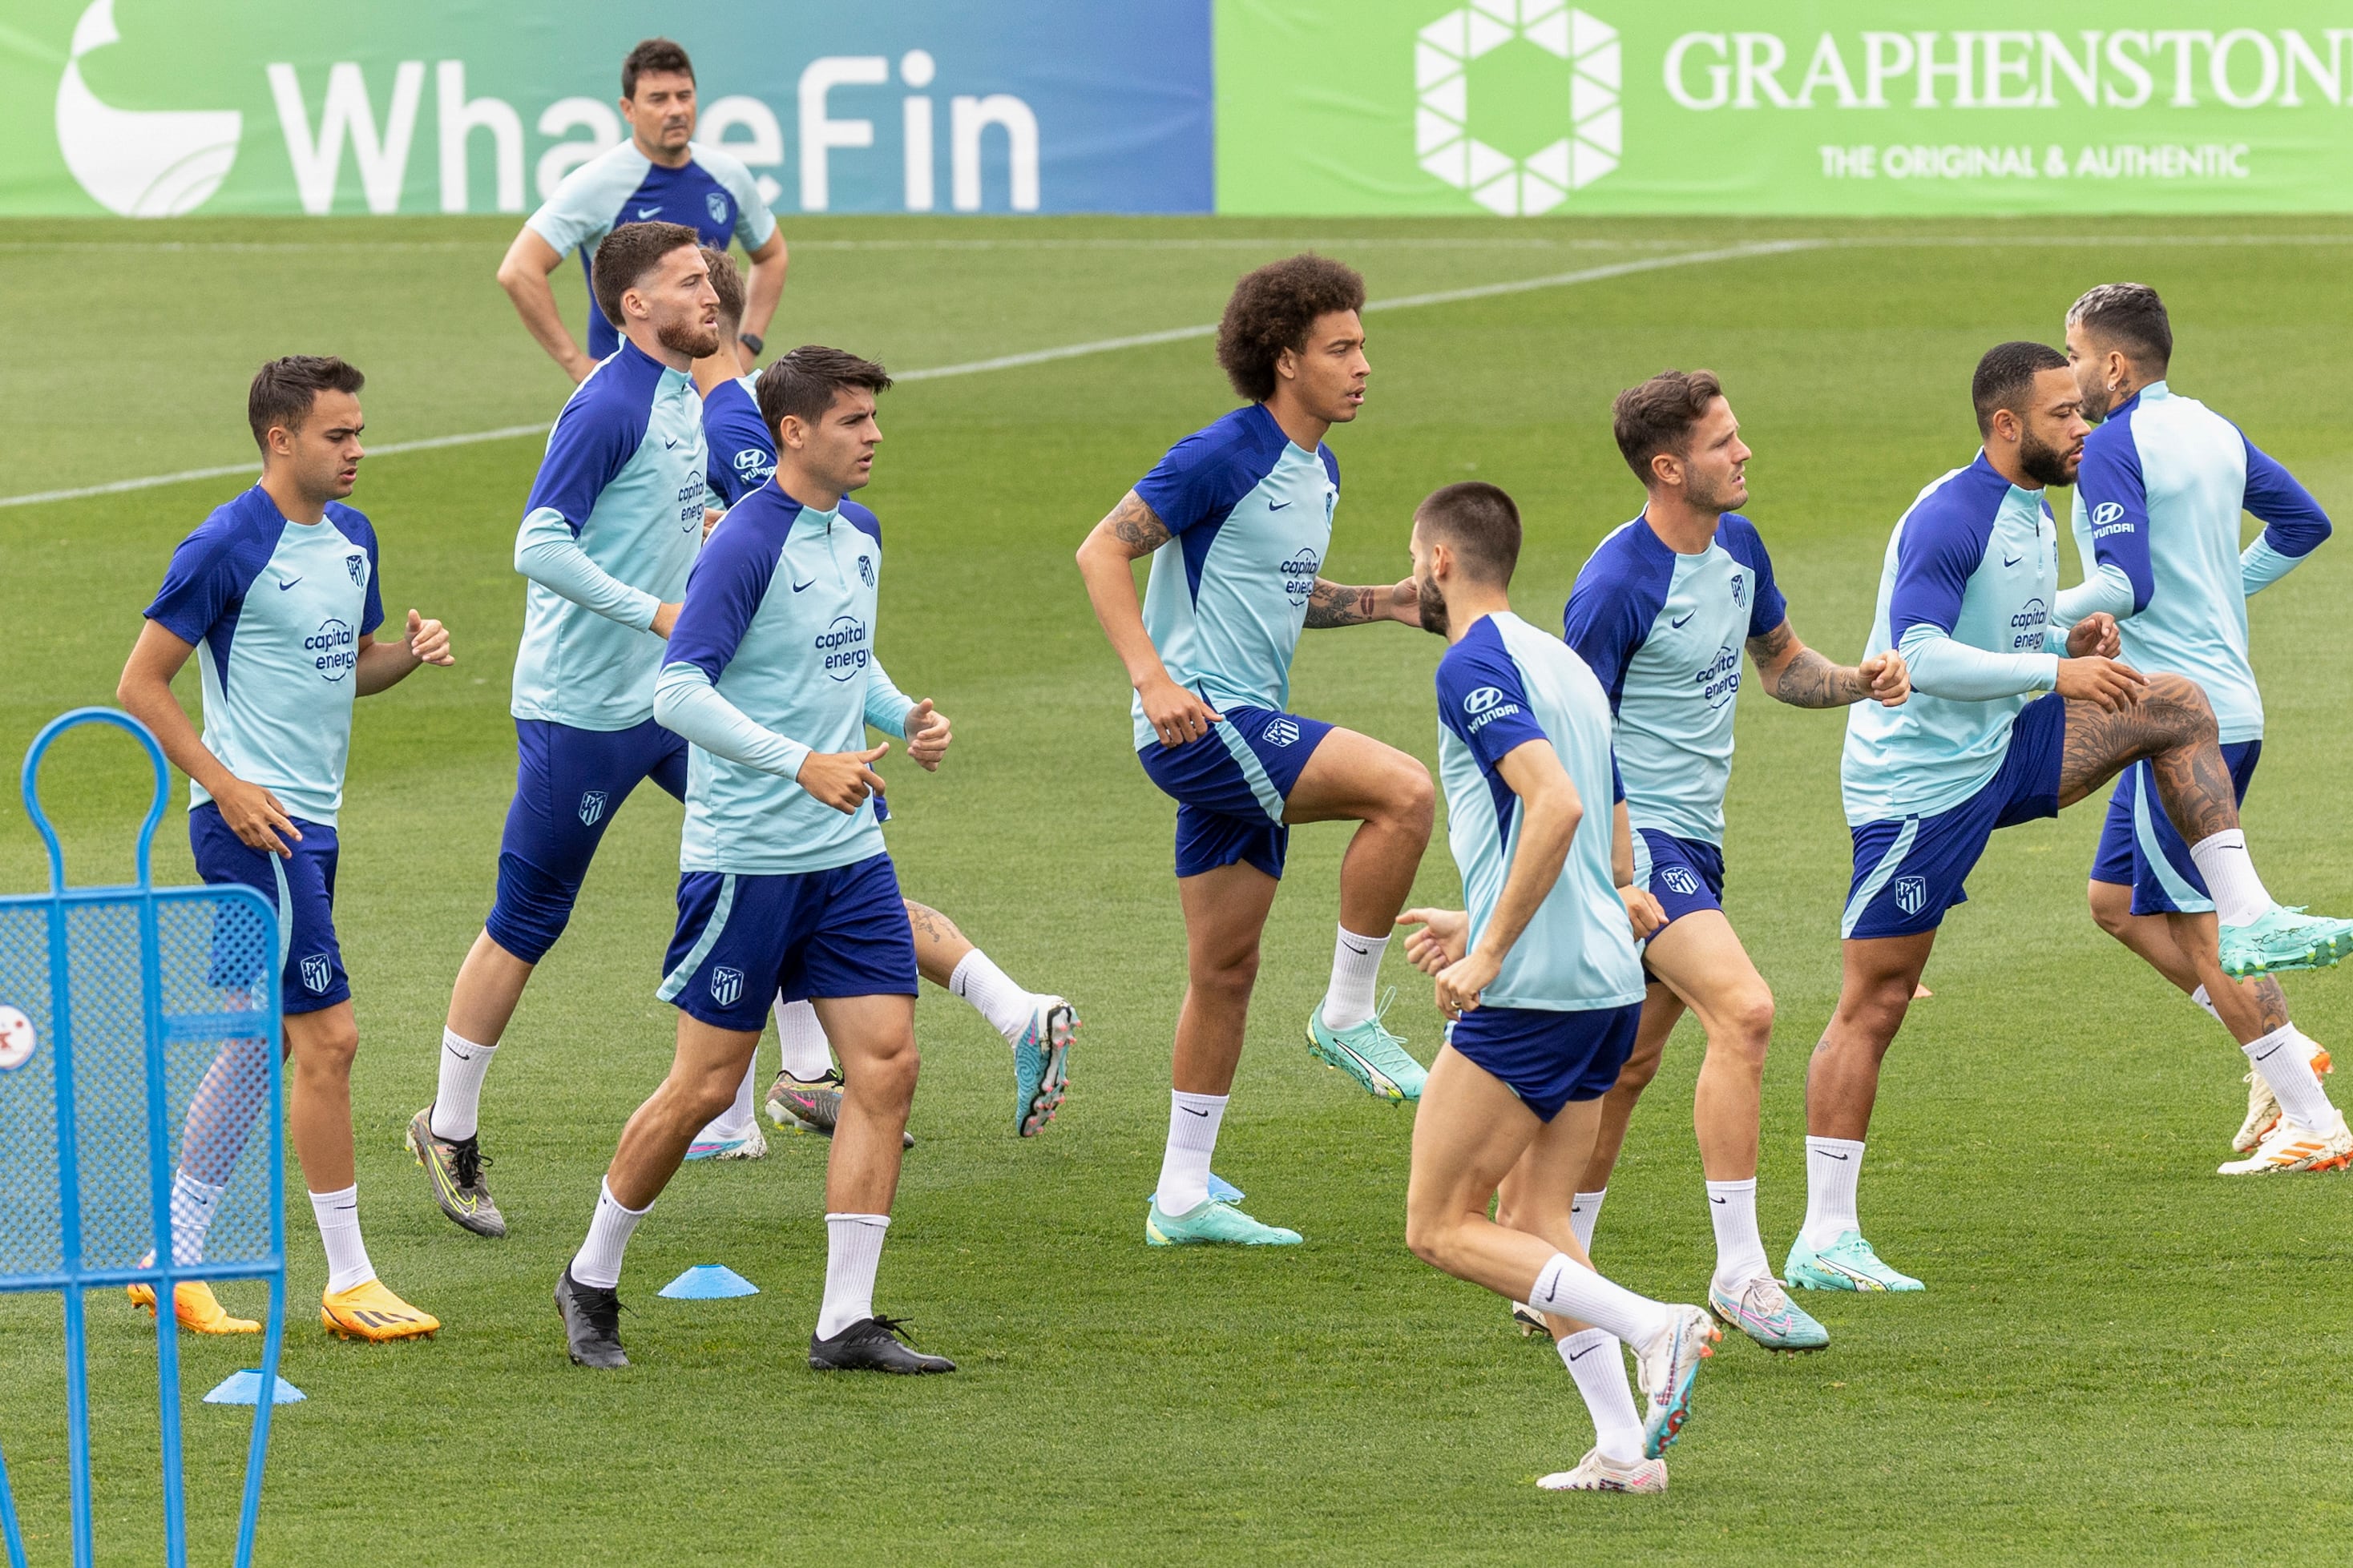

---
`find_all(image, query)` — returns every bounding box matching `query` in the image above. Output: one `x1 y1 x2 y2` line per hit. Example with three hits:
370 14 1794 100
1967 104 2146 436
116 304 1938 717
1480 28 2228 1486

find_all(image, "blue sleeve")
2072 430 2153 614
334 508 386 635
664 515 778 686
1720 516 1788 638
702 384 777 509
523 389 647 537
1561 542 1665 712
2240 434 2331 558
1887 506 1992 644
1611 754 1624 804
1132 425 1258 535
1435 633 1549 773
143 515 272 647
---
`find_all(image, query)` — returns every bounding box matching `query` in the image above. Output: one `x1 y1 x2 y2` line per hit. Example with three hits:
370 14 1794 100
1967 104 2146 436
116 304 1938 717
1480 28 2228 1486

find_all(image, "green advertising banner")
1217 0 2353 213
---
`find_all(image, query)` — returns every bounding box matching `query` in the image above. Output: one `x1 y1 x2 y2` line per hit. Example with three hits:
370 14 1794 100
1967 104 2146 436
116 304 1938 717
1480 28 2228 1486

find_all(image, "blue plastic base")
203 1369 305 1406
659 1264 759 1300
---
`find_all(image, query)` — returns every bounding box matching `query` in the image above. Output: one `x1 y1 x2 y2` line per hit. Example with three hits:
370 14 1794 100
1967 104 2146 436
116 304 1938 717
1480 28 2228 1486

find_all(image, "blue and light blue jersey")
701 373 776 508
2064 381 2331 745
511 340 708 731
525 139 777 361
144 486 385 825
1436 612 1645 1013
1562 512 1787 846
653 483 915 877
1843 453 2064 826
1130 403 1338 751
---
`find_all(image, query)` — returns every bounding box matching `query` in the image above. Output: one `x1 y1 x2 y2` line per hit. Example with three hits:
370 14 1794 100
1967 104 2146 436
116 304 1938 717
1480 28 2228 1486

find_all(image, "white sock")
2190 985 2222 1025
1319 927 1390 1032
1154 1090 1228 1215
1705 1178 1768 1292
773 998 833 1082
2246 1024 2338 1129
1526 1253 1673 1347
308 1185 373 1294
1556 1329 1644 1462
1801 1137 1865 1249
430 1028 496 1141
2189 830 2274 927
817 1213 890 1338
696 1061 759 1142
167 1172 226 1266
1569 1188 1607 1252
948 949 1041 1046
570 1179 650 1291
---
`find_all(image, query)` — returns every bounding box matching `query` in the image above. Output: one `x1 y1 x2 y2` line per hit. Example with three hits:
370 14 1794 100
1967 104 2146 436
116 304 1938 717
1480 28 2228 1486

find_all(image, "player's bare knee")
2148 673 2218 743
1403 1207 1456 1269
1390 760 1435 840
1717 987 1775 1063
292 1020 359 1075
1191 946 1260 1002
1613 1047 1665 1095
2088 881 2134 937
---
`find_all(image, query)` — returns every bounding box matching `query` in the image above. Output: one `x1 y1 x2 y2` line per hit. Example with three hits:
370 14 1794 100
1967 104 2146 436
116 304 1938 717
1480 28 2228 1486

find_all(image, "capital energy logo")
55 0 242 216
1281 547 1320 607
817 615 870 680
308 618 357 680
1415 1 1620 216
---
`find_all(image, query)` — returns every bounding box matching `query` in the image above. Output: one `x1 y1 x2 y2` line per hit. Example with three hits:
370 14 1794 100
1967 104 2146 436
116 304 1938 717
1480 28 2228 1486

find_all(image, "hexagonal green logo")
1415 1 1620 216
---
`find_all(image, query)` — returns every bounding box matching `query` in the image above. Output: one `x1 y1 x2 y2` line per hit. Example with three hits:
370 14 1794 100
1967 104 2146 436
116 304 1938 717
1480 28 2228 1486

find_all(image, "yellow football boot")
127 1280 260 1335
320 1278 439 1341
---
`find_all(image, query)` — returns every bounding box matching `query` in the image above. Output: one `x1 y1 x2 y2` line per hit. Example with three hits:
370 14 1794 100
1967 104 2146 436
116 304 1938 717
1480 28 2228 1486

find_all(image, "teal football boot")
1011 997 1078 1137
1708 1274 1830 1351
1783 1230 1923 1292
1306 990 1425 1102
1144 1198 1302 1247
2221 905 2353 978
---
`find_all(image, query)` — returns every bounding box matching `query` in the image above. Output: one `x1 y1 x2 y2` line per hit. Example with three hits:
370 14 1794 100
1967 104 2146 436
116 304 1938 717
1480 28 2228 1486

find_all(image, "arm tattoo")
1747 623 1862 708
1099 490 1171 558
1304 578 1386 629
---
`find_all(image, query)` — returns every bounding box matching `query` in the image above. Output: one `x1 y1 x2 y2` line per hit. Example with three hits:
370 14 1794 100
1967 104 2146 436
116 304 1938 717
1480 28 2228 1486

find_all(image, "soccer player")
1075 255 1435 1248
554 346 957 1375
497 38 785 385
407 223 716 1239
2059 283 2346 1172
117 356 454 1340
685 249 1079 1153
1794 342 2353 1293
1546 369 1909 1352
1398 482 1717 1493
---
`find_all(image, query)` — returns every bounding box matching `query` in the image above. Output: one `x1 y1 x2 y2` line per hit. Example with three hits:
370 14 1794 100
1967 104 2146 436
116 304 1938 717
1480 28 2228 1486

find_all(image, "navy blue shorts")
1136 704 1334 880
2091 740 2261 917
1843 693 2067 940
1633 828 1725 927
192 803 347 1016
1445 1002 1641 1122
487 717 688 963
656 853 918 1032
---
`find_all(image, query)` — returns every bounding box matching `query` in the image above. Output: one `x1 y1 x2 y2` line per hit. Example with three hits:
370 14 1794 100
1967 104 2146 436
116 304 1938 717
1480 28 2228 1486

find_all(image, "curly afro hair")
1215 254 1366 403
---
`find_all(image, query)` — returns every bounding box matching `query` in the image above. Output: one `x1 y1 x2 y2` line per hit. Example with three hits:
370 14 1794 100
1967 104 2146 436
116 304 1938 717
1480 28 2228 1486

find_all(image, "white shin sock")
430 1028 496 1142
949 949 1040 1045
1705 1177 1769 1290
817 1213 890 1337
2189 830 2274 928
2246 1024 2338 1129
309 1184 373 1295
569 1178 649 1291
1154 1091 1227 1215
1801 1137 1864 1248
2190 984 2222 1025
1319 927 1390 1032
774 998 833 1082
168 1172 226 1267
1556 1329 1644 1462
1569 1188 1608 1252
1527 1253 1673 1348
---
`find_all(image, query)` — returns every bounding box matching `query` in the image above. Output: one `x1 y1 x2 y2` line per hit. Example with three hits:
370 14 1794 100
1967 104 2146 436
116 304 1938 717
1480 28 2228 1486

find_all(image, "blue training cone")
660 1264 759 1300
203 1369 305 1406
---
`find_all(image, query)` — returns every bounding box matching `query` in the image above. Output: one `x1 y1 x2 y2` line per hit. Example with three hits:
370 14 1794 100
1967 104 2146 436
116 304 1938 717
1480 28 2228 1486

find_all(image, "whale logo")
55 0 241 216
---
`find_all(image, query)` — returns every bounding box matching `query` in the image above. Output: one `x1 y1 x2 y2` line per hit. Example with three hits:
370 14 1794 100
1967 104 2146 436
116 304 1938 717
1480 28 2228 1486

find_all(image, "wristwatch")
737 333 765 357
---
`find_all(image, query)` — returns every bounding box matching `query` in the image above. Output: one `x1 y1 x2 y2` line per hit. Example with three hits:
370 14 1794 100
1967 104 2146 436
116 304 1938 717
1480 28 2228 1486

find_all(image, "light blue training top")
526 139 777 361
2057 381 2332 745
145 486 385 825
511 339 708 731
1436 611 1646 1014
1128 402 1338 751
653 481 916 877
1563 511 1788 846
1842 453 2068 826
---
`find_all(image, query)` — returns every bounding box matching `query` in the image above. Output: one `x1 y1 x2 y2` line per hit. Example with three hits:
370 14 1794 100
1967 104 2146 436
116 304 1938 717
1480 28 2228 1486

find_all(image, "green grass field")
4 213 2352 1565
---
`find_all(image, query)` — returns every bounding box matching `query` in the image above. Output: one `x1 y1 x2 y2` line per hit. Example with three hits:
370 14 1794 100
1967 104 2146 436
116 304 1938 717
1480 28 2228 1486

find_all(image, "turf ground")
3 213 2352 1564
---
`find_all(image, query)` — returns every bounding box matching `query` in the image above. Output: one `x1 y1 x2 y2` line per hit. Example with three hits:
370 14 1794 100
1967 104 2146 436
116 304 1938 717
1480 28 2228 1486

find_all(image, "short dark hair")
248 356 364 452
1415 482 1521 586
757 345 894 435
622 38 693 99
591 220 700 331
1972 341 2070 437
2067 282 2173 371
700 246 743 332
1612 369 1725 484
1215 254 1366 403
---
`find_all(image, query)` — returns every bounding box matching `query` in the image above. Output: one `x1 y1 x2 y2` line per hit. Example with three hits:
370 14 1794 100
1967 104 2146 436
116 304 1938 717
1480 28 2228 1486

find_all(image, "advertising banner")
1217 0 2353 214
0 0 1213 217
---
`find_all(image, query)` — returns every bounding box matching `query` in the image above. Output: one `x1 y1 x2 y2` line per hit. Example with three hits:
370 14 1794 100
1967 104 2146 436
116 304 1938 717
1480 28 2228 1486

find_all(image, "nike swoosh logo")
2254 1044 2283 1061
277 577 301 591
442 1043 474 1062
1566 1344 1598 1361
1269 499 1293 510
1669 611 1694 628
664 437 682 449
791 578 815 593
1709 1195 1726 1204
1180 1106 1209 1118
1342 941 1370 956
1817 1151 1851 1161
636 205 660 220
2004 553 2024 567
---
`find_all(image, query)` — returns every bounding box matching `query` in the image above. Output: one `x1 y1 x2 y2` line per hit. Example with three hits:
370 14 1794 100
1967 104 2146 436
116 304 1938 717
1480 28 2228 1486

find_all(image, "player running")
685 250 1078 1154
1075 255 1435 1248
555 346 958 1374
1548 369 1908 1352
408 223 716 1239
2059 284 2346 1172
117 356 454 1340
498 38 785 384
1794 342 2353 1293
1397 482 1717 1493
